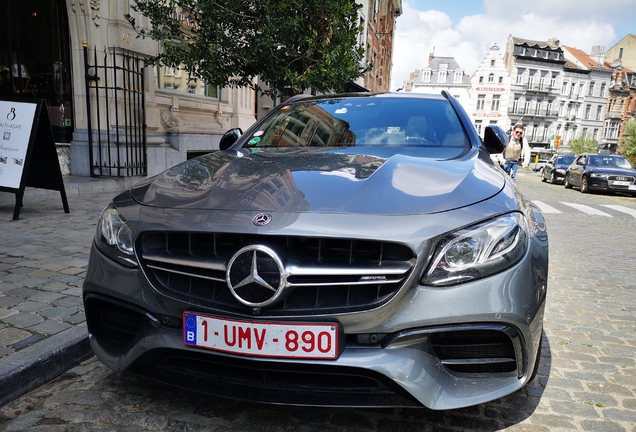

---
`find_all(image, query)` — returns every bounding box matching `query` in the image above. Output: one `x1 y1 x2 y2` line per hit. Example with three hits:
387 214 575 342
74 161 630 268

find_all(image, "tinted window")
556 156 575 165
588 155 633 168
244 97 468 150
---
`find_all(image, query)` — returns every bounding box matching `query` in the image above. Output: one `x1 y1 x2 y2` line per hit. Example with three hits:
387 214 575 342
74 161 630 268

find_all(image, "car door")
544 156 555 178
569 155 587 186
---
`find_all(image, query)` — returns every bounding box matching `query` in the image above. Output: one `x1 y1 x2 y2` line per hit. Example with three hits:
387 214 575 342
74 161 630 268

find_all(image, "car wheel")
541 171 547 182
564 174 572 189
549 172 556 184
580 176 589 193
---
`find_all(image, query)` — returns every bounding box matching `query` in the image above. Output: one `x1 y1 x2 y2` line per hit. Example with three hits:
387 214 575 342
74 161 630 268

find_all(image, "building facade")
504 36 565 149
600 35 636 153
360 0 402 92
464 43 511 137
1 1 259 179
605 34 636 70
403 55 471 107
559 46 611 147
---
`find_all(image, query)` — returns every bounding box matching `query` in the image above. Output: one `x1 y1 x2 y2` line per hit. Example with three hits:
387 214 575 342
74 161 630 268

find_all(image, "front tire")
549 172 556 184
564 174 572 189
580 176 589 193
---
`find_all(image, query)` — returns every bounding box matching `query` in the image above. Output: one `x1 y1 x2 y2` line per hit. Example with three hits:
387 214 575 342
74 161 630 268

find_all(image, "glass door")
0 0 73 142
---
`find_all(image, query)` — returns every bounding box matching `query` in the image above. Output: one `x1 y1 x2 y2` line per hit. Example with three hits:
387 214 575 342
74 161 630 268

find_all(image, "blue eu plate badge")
184 313 197 344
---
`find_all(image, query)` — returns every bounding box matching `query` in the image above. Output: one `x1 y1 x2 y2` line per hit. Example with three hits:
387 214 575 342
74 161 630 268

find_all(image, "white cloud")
390 0 633 91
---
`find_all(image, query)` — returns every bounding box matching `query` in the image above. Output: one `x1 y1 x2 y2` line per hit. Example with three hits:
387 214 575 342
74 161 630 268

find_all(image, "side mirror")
219 128 243 150
483 125 507 154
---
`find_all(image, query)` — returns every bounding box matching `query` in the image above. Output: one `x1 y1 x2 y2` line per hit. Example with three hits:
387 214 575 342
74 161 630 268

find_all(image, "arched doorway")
0 0 73 142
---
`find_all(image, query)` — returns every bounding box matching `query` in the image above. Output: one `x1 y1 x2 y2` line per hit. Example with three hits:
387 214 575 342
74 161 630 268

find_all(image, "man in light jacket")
502 123 530 179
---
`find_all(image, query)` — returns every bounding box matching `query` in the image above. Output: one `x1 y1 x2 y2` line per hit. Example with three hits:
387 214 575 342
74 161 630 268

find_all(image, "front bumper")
83 233 547 410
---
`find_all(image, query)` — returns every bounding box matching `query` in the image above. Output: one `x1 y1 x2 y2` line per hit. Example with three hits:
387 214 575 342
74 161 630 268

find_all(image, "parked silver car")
83 92 548 410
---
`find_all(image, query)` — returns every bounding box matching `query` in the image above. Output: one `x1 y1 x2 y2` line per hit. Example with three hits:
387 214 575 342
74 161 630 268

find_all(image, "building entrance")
0 0 73 142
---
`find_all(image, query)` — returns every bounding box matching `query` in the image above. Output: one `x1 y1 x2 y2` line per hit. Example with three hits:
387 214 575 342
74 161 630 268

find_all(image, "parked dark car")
541 154 576 184
564 153 636 195
82 92 548 410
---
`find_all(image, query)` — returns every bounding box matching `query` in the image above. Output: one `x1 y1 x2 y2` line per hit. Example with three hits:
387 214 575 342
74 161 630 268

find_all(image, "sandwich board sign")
0 98 69 220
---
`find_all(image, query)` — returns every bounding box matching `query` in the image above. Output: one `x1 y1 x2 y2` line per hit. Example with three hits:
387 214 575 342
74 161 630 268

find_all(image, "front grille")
609 175 635 189
138 232 415 316
430 329 518 374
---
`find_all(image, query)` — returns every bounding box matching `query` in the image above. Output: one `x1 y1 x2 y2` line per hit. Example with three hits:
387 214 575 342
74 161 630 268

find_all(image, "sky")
390 0 636 90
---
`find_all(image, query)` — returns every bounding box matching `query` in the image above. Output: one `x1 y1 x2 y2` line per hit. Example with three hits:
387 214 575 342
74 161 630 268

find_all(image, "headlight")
95 203 137 267
556 169 566 174
590 173 608 179
421 213 528 287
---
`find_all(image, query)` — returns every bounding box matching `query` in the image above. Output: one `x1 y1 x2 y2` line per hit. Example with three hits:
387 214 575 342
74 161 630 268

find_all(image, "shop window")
0 0 73 142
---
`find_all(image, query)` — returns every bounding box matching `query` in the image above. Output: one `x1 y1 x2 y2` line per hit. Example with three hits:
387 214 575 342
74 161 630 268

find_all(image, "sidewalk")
0 176 139 406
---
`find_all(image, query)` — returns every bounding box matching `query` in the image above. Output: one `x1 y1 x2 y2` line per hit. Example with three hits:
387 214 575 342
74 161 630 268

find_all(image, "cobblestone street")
1 172 635 431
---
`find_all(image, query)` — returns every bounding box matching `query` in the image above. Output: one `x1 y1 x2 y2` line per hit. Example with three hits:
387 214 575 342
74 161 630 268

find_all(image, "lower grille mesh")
430 330 517 374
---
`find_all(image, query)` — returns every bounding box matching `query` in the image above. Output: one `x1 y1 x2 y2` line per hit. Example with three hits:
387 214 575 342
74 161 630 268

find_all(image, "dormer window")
554 53 560 60
520 47 526 55
543 51 548 59
531 49 537 57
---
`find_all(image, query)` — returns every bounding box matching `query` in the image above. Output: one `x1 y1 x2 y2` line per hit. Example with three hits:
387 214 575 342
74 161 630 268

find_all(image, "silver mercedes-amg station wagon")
83 92 548 410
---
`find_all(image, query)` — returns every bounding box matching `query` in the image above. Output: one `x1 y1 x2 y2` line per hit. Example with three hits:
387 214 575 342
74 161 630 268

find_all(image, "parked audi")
82 92 548 410
541 154 576 184
564 153 636 195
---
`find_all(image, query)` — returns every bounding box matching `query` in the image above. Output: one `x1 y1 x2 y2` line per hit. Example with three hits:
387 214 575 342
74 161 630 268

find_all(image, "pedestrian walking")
502 123 529 180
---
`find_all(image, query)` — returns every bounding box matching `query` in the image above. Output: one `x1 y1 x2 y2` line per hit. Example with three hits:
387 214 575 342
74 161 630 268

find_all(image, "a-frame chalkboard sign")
0 98 69 220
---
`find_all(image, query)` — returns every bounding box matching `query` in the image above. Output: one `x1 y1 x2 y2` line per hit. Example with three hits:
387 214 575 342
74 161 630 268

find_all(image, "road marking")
532 201 562 214
600 205 636 218
559 203 613 217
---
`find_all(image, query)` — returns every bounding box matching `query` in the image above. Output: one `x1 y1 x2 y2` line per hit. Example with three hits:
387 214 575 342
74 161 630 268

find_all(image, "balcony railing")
507 108 558 117
523 82 553 92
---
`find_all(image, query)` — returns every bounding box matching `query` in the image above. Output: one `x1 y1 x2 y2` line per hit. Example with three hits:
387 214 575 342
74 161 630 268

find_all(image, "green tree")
619 118 636 164
126 0 367 96
566 133 598 155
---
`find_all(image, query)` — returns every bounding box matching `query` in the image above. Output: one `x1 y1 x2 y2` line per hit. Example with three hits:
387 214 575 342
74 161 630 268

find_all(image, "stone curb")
0 319 93 407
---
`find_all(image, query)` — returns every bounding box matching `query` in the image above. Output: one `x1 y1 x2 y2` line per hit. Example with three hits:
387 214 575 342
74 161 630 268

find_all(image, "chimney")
547 38 560 48
590 46 606 65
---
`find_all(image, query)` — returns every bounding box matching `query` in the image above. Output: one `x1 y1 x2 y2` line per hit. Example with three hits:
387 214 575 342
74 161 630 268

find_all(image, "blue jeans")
503 159 519 179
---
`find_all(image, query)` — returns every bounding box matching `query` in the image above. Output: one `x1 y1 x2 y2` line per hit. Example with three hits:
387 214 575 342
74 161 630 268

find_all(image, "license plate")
183 313 340 360
610 180 630 186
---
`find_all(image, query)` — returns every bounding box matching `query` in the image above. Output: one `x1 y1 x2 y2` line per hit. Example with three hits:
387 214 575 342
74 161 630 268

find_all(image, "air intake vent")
430 329 518 374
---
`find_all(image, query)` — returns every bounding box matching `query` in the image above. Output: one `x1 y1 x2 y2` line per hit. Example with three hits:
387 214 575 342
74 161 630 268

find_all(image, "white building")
465 43 511 137
504 36 566 149
557 46 611 147
403 55 471 107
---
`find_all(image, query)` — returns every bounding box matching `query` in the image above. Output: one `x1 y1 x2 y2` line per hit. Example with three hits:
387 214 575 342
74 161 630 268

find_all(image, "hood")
130 148 505 215
588 166 636 176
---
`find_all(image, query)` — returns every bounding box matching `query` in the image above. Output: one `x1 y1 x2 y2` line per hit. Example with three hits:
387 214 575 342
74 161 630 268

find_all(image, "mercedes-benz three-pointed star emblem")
253 213 272 226
226 245 285 307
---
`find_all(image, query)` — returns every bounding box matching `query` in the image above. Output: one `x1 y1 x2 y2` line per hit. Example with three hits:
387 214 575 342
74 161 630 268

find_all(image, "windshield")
588 155 633 169
242 97 468 150
556 156 575 165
